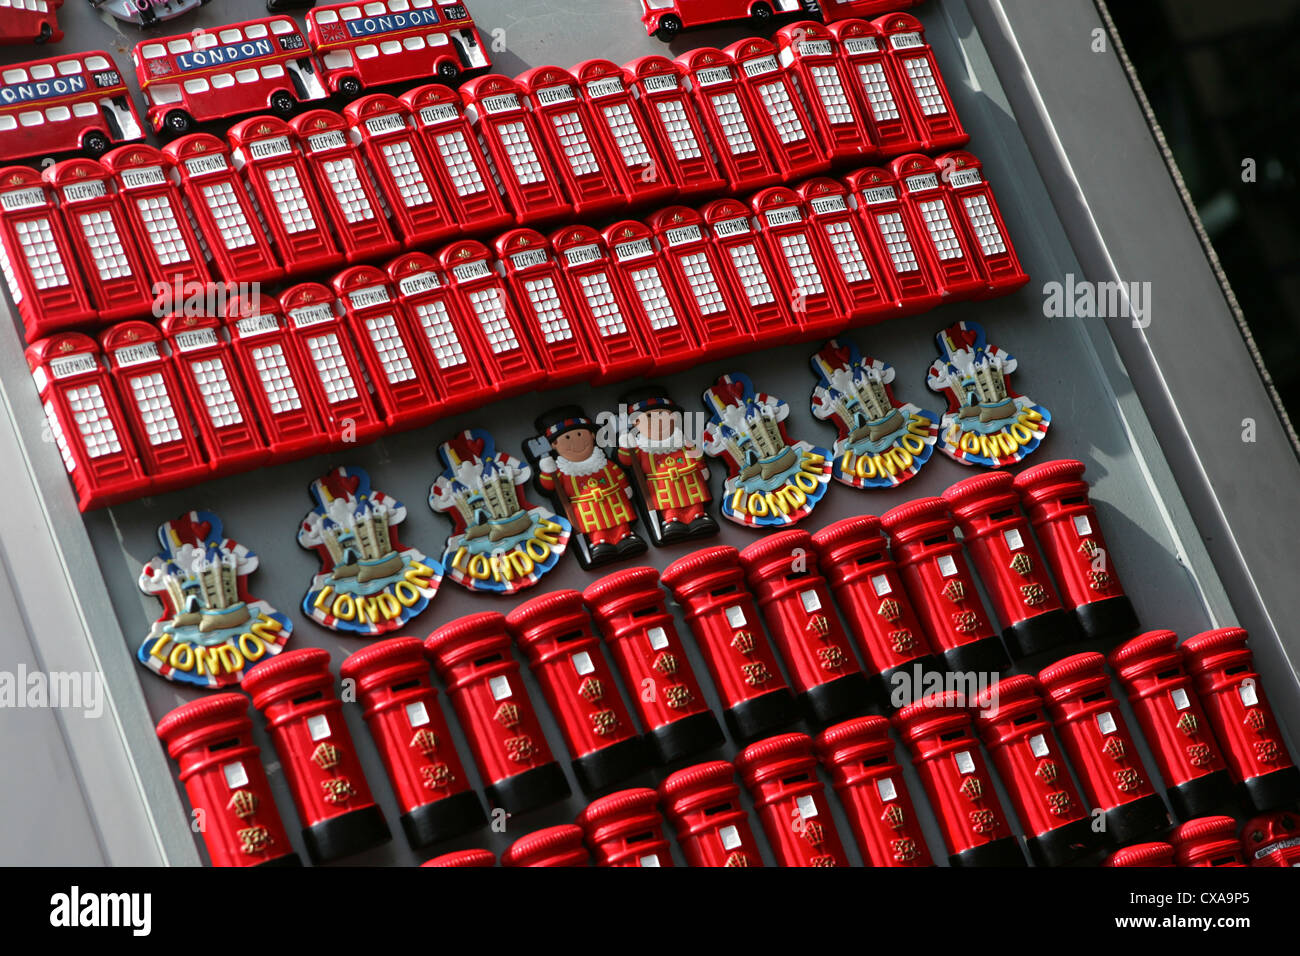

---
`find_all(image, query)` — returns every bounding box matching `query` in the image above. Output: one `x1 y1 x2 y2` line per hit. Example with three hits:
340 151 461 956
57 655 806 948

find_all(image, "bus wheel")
654 15 681 42
269 92 296 117
338 77 362 99
35 23 52 43
750 3 773 25
83 131 110 157
437 61 460 82
163 110 193 136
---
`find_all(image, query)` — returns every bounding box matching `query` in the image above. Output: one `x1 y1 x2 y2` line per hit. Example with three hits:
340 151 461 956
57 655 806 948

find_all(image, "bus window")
184 79 210 93
364 2 384 14
140 45 165 60
31 64 54 80
380 41 401 55
247 23 269 39
262 64 286 79
194 34 218 50
20 112 43 126
212 75 235 88
357 46 379 59
314 10 338 23
46 106 70 122
57 61 81 76
220 29 241 43
403 37 426 50
390 0 410 10
73 102 97 117
341 7 362 20
168 39 193 54
0 117 15 131
271 19 296 34
236 69 258 84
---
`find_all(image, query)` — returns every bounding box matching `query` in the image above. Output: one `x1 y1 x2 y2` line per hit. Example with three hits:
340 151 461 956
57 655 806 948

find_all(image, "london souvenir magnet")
701 372 834 528
811 339 941 490
298 465 442 636
137 511 292 690
927 321 1051 468
617 387 719 547
525 406 648 571
430 429 572 593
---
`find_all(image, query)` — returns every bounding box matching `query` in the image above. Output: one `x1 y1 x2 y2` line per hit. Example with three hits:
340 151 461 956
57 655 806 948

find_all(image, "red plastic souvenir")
573 59 677 208
0 166 96 341
1037 653 1171 846
578 789 675 867
424 613 571 815
228 117 343 277
1105 842 1175 868
422 848 496 867
162 133 285 286
401 83 514 235
874 13 968 151
775 22 875 162
501 825 590 867
1241 811 1300 867
1171 816 1247 867
638 0 806 42
0 4 62 49
659 761 765 867
973 676 1102 867
1181 627 1300 813
623 55 726 200
160 313 268 477
811 515 941 707
798 177 897 324
736 733 851 867
344 94 458 247
43 159 154 322
749 186 847 340
156 694 300 867
676 48 781 194
942 471 1073 659
893 692 1027 867
332 265 442 430
726 37 830 180
460 74 572 226
879 497 1009 674
739 531 871 727
583 567 725 765
700 197 801 346
289 109 402 264
493 229 600 388
821 0 924 23
843 166 942 315
1012 459 1139 644
506 591 648 796
340 638 486 850
938 150 1029 297
815 716 933 866
1108 630 1234 821
892 153 985 301
829 20 922 157
242 648 390 864
660 547 800 743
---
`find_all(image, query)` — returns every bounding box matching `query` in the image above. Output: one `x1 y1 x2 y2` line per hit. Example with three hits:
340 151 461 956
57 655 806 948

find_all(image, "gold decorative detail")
952 610 979 633
1036 760 1058 784
1245 709 1266 732
1088 570 1112 591
590 709 619 736
891 838 920 863
731 631 755 655
882 804 905 830
410 728 439 755
420 763 453 789
1009 552 1033 576
889 629 915 653
969 809 998 834
878 598 901 622
1254 739 1282 764
504 735 536 762
959 777 983 801
942 580 966 603
227 789 258 820
653 652 679 676
321 777 356 804
817 646 847 670
664 685 693 710
741 661 773 687
1101 737 1126 761
1077 538 1099 558
1186 743 1213 768
311 742 341 770
806 614 831 637
1046 791 1073 816
802 820 825 847
1176 713 1198 736
237 825 272 854
578 677 604 702
1020 583 1048 606
723 852 752 867
810 855 837 867
494 702 521 728
1113 768 1142 793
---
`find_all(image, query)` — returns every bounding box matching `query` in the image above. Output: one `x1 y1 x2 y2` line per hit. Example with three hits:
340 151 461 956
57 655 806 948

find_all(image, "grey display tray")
2 0 1297 866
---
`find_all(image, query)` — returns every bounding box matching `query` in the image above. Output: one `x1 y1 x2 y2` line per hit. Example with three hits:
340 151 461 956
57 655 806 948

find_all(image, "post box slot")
1061 496 1086 507
703 802 734 816
856 551 886 566
1225 664 1248 676
630 606 656 619
781 772 810 785
710 585 740 597
857 755 889 768
1210 855 1237 866
391 679 421 692
1081 692 1105 703
554 629 585 643
939 729 966 741
291 691 324 705
922 535 948 546
473 653 504 666
1012 712 1037 726
624 830 656 844
1155 668 1179 681
990 508 1016 521
208 737 241 753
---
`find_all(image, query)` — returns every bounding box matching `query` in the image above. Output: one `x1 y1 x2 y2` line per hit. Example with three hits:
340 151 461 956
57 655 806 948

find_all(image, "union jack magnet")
137 511 292 690
298 465 442 636
811 339 940 490
702 372 834 528
430 429 571 594
927 321 1051 468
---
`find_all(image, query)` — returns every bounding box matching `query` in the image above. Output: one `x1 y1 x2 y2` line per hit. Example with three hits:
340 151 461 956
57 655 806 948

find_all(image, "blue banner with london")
702 372 834 528
810 339 941 490
137 511 292 690
927 321 1051 468
430 429 572 593
297 466 442 636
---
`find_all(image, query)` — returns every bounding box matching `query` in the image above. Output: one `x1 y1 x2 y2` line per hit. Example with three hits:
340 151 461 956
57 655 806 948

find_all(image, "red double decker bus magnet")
430 429 571 594
297 465 441 637
702 372 833 528
138 510 292 689
928 321 1050 467
810 339 939 490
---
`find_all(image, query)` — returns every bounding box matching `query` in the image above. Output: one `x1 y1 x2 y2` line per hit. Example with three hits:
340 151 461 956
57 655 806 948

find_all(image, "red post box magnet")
1105 842 1175 867
1241 811 1300 867
431 429 572 594
615 387 719 547
156 693 300 867
501 825 591 867
928 321 1050 467
137 510 292 690
1171 816 1247 867
735 733 851 867
242 647 391 864
526 405 647 570
578 788 675 867
811 339 940 490
659 761 765 867
298 465 442 636
701 372 834 528
422 848 497 867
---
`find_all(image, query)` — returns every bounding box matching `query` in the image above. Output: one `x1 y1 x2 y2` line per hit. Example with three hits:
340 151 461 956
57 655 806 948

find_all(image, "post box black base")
1002 608 1075 659
486 762 571 816
942 637 1010 679
646 711 725 766
950 836 1028 867
1241 766 1300 813
1104 794 1170 846
1025 818 1103 868
726 689 801 743
798 672 872 727
1073 596 1139 646
252 853 303 867
302 804 391 864
875 655 946 711
572 737 650 796
401 790 488 850
1167 769 1235 822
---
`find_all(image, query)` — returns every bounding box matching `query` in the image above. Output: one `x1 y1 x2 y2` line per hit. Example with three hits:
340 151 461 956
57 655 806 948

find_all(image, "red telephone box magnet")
893 153 986 302
810 339 939 490
699 197 800 346
676 48 781 194
602 219 701 375
928 321 1050 468
525 405 647 570
875 13 968 152
829 19 922 159
798 177 897 326
138 510 292 689
750 185 847 340
775 22 875 163
298 465 441 637
938 150 1029 298
702 372 833 528
616 387 718 547
725 37 830 181
430 429 571 594
624 55 726 200
844 165 942 316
